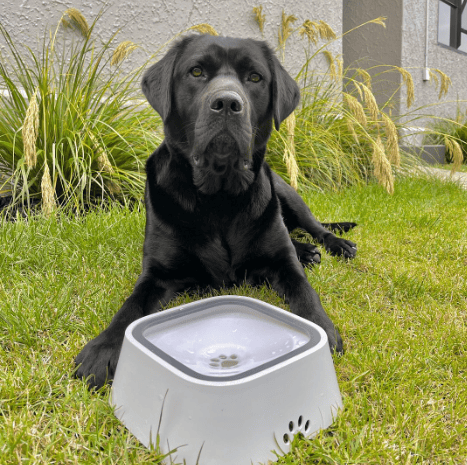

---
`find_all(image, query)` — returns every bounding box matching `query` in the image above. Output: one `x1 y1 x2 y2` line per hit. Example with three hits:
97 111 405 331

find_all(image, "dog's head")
142 35 299 194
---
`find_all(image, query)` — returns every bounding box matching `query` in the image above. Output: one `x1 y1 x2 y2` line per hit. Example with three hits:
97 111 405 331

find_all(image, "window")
438 0 467 53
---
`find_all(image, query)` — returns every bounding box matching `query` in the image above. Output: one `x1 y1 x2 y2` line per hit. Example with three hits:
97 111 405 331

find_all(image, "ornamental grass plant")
0 9 165 215
260 12 404 194
423 110 467 164
259 9 464 193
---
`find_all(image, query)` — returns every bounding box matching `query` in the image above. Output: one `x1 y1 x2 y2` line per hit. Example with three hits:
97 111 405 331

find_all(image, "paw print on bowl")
282 415 312 445
209 354 239 369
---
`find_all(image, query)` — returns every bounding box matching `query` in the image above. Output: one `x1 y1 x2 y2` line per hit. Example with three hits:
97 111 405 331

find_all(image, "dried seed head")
189 23 219 36
96 151 113 174
381 112 400 167
343 93 367 127
372 136 394 194
322 51 337 81
369 17 387 28
431 68 451 99
283 112 299 190
346 118 359 143
396 67 414 108
336 58 344 81
22 88 40 168
41 162 56 216
252 6 266 36
89 132 122 195
279 11 297 60
444 136 463 174
89 132 114 174
299 19 336 45
428 69 439 87
299 20 319 45
356 68 372 91
360 83 379 121
61 8 89 37
355 82 364 100
318 20 336 41
111 41 139 66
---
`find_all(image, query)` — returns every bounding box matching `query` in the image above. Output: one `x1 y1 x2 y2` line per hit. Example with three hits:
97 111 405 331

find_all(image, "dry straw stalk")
252 6 266 36
41 161 56 216
343 93 367 127
372 136 394 194
299 19 336 44
89 132 122 195
381 112 400 167
189 24 218 36
322 51 337 81
60 8 89 37
395 67 415 108
111 41 139 66
22 87 40 168
278 11 297 61
444 136 463 175
360 83 379 121
429 68 452 99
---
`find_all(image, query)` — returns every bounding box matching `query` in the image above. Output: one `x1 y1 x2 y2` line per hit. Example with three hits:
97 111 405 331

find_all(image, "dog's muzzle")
190 77 255 193
192 78 252 169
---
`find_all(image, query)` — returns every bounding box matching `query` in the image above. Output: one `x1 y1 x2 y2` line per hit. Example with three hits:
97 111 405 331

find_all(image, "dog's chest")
195 227 250 286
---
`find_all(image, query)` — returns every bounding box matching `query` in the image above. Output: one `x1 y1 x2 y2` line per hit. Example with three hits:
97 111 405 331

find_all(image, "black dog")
75 35 357 389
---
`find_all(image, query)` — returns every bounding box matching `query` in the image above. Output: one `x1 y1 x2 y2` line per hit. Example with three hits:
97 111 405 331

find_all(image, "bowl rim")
129 295 326 382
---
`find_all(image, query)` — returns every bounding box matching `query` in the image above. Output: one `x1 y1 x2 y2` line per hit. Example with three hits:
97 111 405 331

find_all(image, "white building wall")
0 0 343 79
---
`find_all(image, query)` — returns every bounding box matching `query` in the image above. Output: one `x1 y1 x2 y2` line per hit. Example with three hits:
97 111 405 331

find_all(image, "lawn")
432 163 467 173
0 175 466 464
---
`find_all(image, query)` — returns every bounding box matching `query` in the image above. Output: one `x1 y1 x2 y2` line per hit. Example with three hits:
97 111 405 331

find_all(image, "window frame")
438 0 467 51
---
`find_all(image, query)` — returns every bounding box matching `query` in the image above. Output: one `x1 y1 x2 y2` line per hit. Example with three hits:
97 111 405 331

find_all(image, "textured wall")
401 0 467 120
0 0 342 79
343 0 403 114
343 0 467 122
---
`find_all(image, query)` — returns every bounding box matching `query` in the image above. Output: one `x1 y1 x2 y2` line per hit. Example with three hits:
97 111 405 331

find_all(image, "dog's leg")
266 251 343 353
291 238 321 266
75 277 177 389
271 171 357 259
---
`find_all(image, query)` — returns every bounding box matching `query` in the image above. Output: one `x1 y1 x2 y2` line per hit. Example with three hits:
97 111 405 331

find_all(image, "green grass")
430 163 467 173
1 176 466 464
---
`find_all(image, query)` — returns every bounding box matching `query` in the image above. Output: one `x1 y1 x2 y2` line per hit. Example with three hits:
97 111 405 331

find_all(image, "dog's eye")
191 67 203 77
249 73 262 83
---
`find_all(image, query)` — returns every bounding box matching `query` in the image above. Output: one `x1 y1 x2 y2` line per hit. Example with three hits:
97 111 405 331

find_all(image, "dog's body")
75 35 357 388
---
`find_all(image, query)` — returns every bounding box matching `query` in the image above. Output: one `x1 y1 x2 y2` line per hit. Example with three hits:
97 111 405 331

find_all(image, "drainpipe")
423 0 431 80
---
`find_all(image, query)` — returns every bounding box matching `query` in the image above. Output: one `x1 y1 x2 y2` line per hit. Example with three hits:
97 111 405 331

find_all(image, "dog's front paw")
75 329 123 389
324 236 357 259
292 239 321 266
326 324 344 355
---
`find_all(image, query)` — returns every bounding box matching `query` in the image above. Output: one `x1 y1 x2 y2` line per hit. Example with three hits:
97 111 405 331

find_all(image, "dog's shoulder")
146 141 198 216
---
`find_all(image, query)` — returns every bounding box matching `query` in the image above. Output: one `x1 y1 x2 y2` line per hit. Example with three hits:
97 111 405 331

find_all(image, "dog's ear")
269 52 300 131
142 39 188 121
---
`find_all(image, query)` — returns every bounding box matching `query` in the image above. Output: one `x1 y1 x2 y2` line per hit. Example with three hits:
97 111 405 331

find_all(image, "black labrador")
75 35 357 389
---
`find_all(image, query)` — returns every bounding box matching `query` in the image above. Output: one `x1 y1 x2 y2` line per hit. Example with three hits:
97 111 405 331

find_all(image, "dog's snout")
210 91 244 115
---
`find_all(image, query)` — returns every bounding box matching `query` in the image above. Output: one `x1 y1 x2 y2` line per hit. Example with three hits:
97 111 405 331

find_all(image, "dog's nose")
210 91 244 115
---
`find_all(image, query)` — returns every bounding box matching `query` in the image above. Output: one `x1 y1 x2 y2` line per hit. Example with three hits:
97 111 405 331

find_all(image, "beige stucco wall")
0 0 343 79
401 0 467 120
343 0 403 114
343 0 467 122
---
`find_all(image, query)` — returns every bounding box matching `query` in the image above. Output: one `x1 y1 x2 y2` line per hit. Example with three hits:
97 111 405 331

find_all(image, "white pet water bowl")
111 296 342 465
